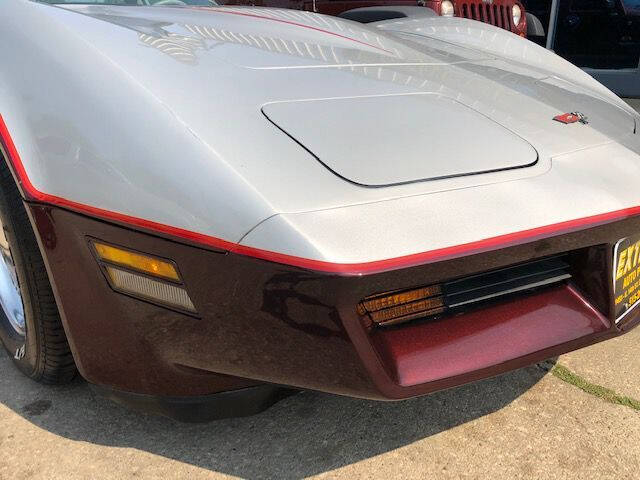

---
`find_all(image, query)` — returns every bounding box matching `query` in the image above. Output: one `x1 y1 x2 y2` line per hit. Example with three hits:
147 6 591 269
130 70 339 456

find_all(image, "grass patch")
552 363 640 411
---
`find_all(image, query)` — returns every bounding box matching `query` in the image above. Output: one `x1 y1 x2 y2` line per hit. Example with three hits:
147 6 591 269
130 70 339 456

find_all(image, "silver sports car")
1 0 639 421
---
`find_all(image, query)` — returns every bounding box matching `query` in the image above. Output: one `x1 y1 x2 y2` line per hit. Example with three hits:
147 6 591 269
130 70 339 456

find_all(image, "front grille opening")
458 0 513 31
358 255 572 328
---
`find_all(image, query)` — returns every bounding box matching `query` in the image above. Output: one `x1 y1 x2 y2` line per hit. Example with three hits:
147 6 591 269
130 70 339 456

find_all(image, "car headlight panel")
441 0 455 17
512 4 522 26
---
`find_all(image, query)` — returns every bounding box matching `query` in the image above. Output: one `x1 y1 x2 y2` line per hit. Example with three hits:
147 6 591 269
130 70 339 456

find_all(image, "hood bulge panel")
263 94 538 186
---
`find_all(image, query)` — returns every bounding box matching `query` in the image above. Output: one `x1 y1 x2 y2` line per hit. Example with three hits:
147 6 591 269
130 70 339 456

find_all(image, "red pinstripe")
1 114 638 275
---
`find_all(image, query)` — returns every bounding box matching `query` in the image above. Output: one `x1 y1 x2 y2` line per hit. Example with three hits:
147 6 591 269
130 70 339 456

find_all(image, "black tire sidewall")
0 174 42 379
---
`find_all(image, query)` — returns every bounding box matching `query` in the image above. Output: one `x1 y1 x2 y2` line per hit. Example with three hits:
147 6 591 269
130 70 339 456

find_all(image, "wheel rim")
0 227 25 336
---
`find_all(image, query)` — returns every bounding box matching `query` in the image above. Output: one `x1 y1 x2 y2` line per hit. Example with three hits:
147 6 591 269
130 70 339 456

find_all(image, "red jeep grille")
459 0 513 31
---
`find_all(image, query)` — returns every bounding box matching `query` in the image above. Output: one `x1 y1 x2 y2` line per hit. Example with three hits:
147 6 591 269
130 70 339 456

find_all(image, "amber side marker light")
94 242 180 281
357 285 445 326
92 240 196 313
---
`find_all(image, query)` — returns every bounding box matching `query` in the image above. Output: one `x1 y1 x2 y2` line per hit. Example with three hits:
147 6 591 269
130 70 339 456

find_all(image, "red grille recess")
371 285 610 387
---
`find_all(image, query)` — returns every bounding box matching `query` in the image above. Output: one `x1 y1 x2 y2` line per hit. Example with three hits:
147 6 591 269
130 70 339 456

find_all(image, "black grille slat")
446 271 571 307
445 257 570 295
444 256 571 309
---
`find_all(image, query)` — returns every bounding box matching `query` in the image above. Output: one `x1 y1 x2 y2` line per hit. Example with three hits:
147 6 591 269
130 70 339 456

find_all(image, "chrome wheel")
0 226 24 336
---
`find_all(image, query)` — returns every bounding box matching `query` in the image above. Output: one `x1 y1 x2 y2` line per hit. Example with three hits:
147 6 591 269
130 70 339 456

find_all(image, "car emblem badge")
553 112 589 125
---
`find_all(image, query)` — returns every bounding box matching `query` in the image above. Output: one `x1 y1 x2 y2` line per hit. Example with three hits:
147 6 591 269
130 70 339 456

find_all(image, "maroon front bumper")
27 203 640 402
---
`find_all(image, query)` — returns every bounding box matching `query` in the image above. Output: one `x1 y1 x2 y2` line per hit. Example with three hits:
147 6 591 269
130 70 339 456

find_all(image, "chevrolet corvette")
1 0 639 421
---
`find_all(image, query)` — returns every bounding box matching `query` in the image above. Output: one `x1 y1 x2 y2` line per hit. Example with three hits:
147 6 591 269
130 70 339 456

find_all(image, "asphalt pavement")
1 327 639 480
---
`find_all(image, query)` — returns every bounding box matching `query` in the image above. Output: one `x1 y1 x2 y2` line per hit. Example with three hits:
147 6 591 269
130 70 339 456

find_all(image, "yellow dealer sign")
613 235 640 322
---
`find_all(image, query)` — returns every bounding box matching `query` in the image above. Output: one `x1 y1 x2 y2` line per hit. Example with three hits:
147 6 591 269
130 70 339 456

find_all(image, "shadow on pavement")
0 348 552 479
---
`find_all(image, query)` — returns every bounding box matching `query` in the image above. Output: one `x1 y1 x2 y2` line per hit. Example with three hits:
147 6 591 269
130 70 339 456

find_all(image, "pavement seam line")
551 363 640 411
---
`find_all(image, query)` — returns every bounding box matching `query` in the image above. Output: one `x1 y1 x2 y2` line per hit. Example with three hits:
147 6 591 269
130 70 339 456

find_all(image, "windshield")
41 0 215 5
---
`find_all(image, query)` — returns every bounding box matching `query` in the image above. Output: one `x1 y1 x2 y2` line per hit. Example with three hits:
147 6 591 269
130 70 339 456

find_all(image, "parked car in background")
219 0 530 36
523 0 640 97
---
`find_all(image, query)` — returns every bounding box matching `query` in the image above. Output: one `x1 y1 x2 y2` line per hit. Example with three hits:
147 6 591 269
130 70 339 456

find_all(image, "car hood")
59 5 635 186
263 94 538 186
7 3 640 250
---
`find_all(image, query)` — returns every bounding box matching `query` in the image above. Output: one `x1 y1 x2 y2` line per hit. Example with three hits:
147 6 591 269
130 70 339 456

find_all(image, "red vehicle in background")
217 0 529 37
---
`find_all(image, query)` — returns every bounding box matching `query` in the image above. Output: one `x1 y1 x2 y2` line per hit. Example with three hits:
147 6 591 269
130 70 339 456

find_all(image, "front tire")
0 159 76 384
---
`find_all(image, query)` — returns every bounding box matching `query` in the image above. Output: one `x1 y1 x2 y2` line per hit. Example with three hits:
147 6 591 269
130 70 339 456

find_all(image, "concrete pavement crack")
551 363 640 411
